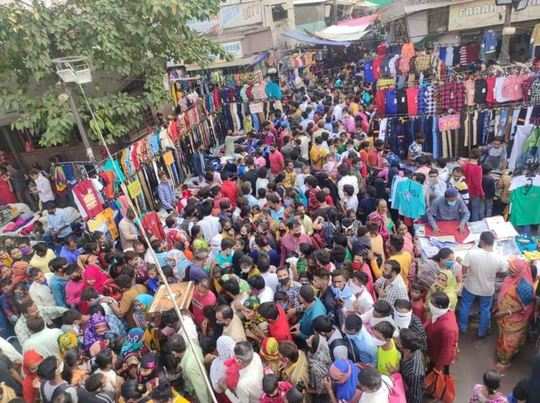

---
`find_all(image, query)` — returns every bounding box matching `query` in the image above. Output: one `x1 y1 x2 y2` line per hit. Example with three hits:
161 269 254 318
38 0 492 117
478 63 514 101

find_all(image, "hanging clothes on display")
509 175 540 227
72 179 104 219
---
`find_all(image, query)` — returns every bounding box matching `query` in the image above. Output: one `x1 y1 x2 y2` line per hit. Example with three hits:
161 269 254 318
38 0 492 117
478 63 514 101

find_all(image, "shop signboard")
221 41 243 59
449 0 540 31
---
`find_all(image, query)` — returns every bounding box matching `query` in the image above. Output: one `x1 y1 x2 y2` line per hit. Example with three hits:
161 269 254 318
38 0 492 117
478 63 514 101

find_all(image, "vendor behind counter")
427 188 471 233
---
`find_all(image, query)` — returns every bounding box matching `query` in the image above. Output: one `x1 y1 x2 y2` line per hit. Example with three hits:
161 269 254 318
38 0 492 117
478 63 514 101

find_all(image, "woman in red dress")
0 166 17 205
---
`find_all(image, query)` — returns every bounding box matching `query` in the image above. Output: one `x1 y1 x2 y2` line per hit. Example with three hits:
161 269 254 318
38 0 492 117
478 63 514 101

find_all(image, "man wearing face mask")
393 299 427 352
425 291 458 374
276 266 301 317
279 218 312 267
426 169 447 206
427 188 470 233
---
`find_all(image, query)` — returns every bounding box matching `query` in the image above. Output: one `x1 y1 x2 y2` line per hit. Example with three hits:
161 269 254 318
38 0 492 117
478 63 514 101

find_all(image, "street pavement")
451 329 535 401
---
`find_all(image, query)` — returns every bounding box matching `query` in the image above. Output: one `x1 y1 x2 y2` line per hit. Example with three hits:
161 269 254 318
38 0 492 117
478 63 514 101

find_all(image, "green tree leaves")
0 0 224 147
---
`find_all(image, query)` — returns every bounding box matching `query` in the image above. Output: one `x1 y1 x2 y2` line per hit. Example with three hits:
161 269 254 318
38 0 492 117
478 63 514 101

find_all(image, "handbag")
424 369 456 403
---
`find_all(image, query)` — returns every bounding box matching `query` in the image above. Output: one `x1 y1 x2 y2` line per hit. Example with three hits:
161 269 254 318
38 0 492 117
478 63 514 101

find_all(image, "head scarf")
58 331 78 356
121 327 145 358
243 296 261 311
22 350 43 403
11 261 28 285
135 294 154 311
83 264 110 293
260 337 280 362
333 344 349 361
210 336 236 389
329 359 359 401
167 249 191 280
83 312 108 350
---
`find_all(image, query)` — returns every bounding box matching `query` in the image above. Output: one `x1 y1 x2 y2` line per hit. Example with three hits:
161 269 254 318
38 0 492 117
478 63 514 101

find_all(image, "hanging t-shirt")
406 87 419 116
474 79 488 104
364 61 374 84
393 178 426 219
508 125 535 170
486 76 496 106
510 185 540 227
72 179 104 219
396 89 407 115
385 89 398 116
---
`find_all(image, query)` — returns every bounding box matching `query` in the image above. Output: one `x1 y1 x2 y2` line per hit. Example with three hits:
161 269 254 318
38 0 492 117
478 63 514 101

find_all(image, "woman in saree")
209 335 235 403
22 350 43 403
496 257 535 369
83 312 110 352
82 259 111 294
367 199 394 241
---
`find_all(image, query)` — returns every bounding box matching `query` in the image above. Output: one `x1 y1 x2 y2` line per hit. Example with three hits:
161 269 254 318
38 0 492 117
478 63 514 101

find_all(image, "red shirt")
220 180 238 208
269 150 285 175
425 311 459 370
191 288 216 326
268 305 292 341
486 76 496 106
406 87 419 116
141 212 165 241
462 162 484 198
374 90 386 117
73 179 103 219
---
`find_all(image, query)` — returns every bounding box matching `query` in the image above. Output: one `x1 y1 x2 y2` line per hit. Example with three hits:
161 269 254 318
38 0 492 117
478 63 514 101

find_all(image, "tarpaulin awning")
336 14 378 27
314 25 370 41
311 13 377 42
281 30 351 46
186 52 268 71
357 0 393 8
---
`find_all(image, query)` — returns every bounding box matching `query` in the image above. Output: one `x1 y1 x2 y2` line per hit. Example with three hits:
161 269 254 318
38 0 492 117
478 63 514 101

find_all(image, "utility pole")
499 3 513 65
333 0 338 24
64 85 96 163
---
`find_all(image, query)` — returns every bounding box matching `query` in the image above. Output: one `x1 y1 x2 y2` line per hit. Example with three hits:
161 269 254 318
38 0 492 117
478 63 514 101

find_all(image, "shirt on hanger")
486 76 496 106
464 79 475 106
474 79 488 104
72 179 104 220
406 87 419 116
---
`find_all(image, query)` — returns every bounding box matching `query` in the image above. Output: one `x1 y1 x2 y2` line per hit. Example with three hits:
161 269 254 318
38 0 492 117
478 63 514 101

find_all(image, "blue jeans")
470 197 484 222
458 287 493 337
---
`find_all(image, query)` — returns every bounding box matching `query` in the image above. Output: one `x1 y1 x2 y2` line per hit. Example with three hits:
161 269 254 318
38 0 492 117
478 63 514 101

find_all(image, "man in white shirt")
22 316 63 359
348 271 374 314
458 231 508 338
248 275 274 303
28 268 55 307
228 341 264 403
197 200 220 242
30 169 55 205
296 132 311 162
337 165 359 201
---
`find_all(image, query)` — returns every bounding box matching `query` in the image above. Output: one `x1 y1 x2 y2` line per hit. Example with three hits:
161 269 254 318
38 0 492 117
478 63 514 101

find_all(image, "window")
272 5 288 22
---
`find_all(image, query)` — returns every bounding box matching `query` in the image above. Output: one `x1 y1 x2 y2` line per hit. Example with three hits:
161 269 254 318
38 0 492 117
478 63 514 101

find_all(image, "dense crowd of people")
0 68 539 403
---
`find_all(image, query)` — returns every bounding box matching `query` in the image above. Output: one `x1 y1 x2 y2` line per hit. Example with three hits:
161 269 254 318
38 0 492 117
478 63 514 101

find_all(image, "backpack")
40 382 72 403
